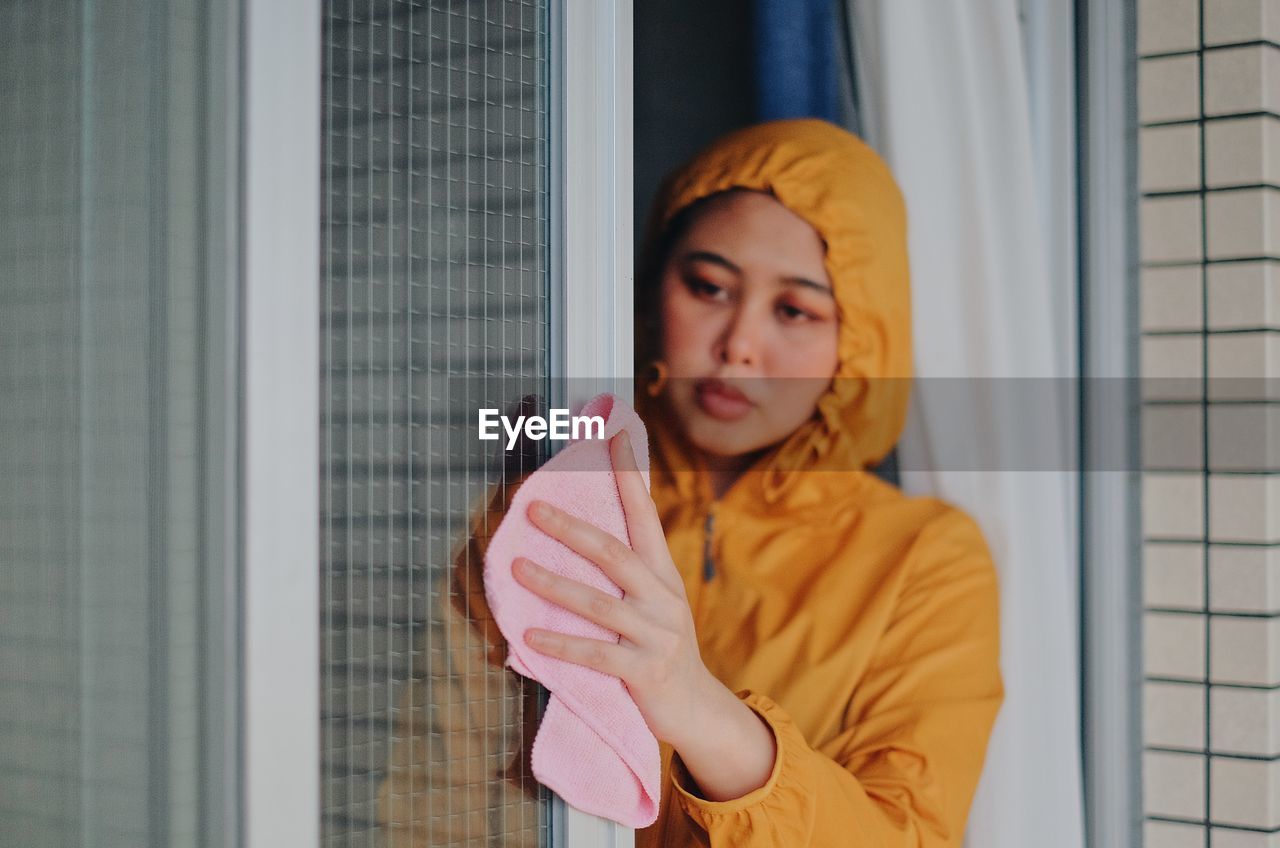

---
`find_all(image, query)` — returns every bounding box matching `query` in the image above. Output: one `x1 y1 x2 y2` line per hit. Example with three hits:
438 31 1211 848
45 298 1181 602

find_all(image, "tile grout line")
1140 37 1280 60
1198 1 1213 842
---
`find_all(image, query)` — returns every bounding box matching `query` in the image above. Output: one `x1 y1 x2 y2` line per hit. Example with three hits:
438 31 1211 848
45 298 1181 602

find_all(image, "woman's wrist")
669 671 778 802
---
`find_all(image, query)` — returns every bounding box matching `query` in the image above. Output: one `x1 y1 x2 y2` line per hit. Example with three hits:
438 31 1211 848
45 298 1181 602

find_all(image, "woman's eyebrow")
683 250 833 297
780 276 834 297
682 250 739 273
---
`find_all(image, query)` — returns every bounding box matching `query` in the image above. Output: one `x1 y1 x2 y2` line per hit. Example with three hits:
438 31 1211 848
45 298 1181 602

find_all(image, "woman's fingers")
523 627 632 678
525 499 654 598
511 557 644 643
609 432 686 594
608 432 665 561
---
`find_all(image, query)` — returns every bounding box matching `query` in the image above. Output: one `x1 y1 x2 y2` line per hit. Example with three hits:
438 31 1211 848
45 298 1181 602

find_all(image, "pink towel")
483 392 661 827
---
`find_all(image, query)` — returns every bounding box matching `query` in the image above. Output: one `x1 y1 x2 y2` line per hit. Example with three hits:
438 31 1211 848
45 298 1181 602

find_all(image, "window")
0 1 237 844
320 2 553 844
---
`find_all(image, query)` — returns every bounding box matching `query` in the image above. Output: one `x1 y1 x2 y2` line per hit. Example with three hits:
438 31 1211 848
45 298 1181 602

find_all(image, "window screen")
0 2 235 846
320 2 552 845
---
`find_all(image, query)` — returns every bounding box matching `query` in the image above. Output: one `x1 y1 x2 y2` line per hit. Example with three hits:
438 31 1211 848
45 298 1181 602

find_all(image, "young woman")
381 118 1003 847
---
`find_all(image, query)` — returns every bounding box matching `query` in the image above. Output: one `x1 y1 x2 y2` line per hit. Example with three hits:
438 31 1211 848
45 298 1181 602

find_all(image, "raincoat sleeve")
667 508 1004 847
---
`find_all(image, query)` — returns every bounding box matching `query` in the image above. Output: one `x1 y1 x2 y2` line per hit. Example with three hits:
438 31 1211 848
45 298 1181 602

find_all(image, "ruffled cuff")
668 689 811 834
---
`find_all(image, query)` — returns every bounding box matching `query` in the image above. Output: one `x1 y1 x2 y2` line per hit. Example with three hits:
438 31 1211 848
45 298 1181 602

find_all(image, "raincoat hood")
635 118 913 508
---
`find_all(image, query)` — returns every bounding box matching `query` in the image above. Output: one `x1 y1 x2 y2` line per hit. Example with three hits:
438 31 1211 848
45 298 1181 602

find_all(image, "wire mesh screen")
321 2 552 845
0 2 231 846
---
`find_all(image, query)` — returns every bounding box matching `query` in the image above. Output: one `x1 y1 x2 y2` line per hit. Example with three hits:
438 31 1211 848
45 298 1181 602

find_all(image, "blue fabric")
753 0 840 122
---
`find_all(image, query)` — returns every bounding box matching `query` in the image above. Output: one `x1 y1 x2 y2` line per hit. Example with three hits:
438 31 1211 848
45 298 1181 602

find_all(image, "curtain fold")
753 0 840 121
845 2 1087 846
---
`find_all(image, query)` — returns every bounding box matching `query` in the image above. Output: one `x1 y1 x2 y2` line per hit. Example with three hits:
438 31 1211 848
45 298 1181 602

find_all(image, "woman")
381 118 1003 846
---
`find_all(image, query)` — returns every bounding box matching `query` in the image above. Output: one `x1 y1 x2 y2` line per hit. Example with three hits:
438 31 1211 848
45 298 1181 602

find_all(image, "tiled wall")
1139 1 1280 846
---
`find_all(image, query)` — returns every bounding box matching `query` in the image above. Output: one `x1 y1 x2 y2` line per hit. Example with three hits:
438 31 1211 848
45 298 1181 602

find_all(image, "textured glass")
0 2 235 846
320 2 552 845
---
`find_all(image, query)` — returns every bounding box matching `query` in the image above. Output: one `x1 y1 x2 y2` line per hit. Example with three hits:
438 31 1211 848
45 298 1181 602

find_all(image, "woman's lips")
694 378 754 421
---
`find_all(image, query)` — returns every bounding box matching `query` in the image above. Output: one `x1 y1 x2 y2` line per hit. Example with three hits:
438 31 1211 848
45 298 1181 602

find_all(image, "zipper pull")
702 507 717 582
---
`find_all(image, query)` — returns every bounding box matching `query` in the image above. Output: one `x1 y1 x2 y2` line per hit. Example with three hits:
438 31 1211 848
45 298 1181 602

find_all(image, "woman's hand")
512 430 778 802
512 430 715 748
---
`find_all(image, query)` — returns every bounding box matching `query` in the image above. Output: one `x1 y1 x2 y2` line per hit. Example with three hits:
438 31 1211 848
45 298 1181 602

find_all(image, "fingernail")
530 500 553 520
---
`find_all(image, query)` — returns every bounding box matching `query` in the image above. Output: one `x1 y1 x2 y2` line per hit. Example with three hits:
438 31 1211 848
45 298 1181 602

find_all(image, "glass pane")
0 2 236 846
320 1 552 845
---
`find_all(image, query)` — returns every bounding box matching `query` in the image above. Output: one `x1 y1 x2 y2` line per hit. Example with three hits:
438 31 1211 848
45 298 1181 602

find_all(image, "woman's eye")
687 278 724 298
778 303 815 322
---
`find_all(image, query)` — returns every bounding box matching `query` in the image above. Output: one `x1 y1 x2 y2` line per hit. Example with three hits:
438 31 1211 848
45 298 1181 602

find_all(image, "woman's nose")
716 306 763 367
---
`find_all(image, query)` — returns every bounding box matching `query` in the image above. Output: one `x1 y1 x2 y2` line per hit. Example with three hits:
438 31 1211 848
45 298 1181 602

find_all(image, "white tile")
1143 265 1205 332
1205 45 1280 116
1146 680 1208 747
1144 403 1205 471
1206 116 1280 188
1211 756 1280 828
1144 195 1205 263
1144 750 1208 818
1144 124 1202 192
1206 188 1280 260
1140 0 1202 53
1208 830 1280 848
1208 332 1280 401
1210 544 1280 613
1205 0 1280 45
1208 261 1280 329
1146 610 1208 678
1143 335 1205 402
1209 330 1280 378
1146 820 1205 848
1208 473 1280 543
1147 541 1207 607
1209 403 1280 472
1141 55 1203 123
1210 615 1280 685
1212 685 1280 756
1211 829 1280 848
1145 472 1207 539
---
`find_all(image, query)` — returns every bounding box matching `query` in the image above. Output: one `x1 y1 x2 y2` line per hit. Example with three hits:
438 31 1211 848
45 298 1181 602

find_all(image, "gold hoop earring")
644 359 669 397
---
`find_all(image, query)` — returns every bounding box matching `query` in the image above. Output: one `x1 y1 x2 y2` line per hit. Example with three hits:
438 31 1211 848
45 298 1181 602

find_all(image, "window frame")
238 0 636 844
1075 0 1142 846
549 0 637 845
239 0 322 844
235 0 1137 843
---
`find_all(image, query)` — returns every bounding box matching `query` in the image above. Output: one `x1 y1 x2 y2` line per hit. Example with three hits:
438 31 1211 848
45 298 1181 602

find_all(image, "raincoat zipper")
702 504 717 581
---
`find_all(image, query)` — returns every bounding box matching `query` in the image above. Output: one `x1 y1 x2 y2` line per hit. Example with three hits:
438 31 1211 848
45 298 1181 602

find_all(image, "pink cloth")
483 392 661 827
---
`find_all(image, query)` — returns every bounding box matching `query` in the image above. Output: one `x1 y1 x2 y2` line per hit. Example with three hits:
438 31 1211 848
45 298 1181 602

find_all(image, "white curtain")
847 2 1087 847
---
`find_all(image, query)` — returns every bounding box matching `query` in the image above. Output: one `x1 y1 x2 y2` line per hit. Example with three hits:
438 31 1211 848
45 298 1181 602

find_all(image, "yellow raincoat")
631 118 1003 846
380 119 1003 847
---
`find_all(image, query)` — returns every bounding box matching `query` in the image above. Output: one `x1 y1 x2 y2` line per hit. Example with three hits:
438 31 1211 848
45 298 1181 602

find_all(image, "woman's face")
656 190 841 460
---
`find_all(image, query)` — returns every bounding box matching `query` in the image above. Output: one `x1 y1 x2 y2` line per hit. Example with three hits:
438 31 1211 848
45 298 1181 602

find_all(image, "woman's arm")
664 672 777 801
666 508 1004 847
518 441 1003 846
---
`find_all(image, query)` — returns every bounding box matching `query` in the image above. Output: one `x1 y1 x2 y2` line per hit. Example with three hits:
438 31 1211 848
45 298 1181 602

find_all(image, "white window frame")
238 0 635 843
1076 0 1141 845
240 0 322 844
549 0 636 846
236 2 1138 846
1026 0 1142 843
